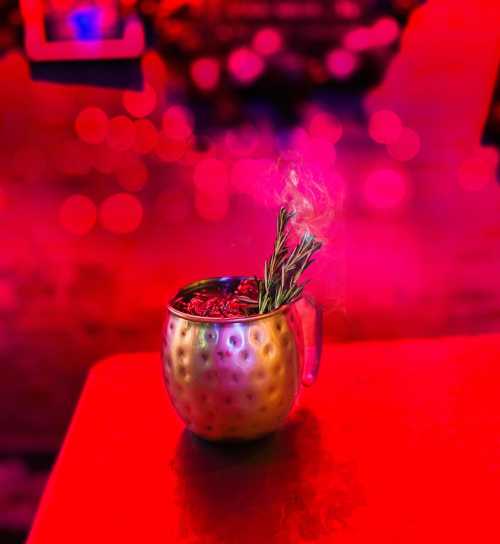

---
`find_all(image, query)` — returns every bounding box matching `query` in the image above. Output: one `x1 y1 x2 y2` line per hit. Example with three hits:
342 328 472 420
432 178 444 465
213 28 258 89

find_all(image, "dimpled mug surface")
162 277 321 441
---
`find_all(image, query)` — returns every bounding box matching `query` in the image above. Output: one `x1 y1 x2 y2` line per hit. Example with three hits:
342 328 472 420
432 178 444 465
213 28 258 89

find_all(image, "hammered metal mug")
162 276 322 441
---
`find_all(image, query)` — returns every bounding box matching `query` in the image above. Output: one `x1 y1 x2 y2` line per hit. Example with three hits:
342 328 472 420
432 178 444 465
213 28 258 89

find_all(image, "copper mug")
162 276 322 441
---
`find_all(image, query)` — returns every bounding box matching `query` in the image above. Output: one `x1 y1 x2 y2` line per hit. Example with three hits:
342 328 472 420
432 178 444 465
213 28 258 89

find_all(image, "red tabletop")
29 335 500 544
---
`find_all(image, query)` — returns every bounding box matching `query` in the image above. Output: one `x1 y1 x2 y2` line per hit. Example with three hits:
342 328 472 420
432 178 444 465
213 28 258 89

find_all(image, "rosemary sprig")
258 207 322 314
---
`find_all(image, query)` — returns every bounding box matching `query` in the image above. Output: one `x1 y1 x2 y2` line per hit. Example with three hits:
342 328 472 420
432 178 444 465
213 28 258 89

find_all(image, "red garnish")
173 279 259 318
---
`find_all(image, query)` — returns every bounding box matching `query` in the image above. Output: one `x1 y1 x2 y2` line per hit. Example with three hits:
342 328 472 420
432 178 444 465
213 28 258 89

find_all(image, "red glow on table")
59 194 97 236
99 193 143 234
228 47 264 85
252 27 283 56
122 83 157 118
74 107 109 145
28 336 500 544
107 115 136 151
369 110 403 145
190 57 220 92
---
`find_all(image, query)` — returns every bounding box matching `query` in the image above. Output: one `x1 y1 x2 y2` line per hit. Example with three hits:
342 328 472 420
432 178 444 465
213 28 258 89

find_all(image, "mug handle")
295 294 323 386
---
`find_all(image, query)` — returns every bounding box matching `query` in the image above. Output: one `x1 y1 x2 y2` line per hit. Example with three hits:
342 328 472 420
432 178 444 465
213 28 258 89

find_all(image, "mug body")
162 277 303 441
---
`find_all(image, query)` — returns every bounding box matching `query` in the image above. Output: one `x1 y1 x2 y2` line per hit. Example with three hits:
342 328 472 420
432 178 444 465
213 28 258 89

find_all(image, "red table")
29 335 500 544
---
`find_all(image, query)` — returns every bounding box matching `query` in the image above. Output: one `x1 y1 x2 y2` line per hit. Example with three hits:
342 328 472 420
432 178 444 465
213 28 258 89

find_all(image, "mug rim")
167 275 296 324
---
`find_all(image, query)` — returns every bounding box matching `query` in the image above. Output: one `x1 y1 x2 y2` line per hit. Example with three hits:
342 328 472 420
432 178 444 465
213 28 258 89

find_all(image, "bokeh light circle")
195 189 229 222
371 17 400 47
75 107 109 145
116 157 148 192
325 49 358 79
363 169 410 210
162 106 193 141
59 194 97 235
388 127 421 161
107 115 136 151
228 47 264 85
335 0 361 19
344 27 372 51
193 158 228 193
122 83 157 118
190 57 220 92
134 119 159 154
155 134 189 162
100 193 143 234
253 27 283 56
369 110 403 145
308 112 343 143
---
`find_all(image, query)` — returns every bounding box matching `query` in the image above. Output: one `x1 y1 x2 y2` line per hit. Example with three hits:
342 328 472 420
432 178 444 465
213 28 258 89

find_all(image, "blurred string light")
99 193 143 233
59 194 97 235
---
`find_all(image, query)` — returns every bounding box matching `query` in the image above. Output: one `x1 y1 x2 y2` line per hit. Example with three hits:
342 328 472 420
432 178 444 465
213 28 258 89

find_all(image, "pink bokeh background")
0 0 499 538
